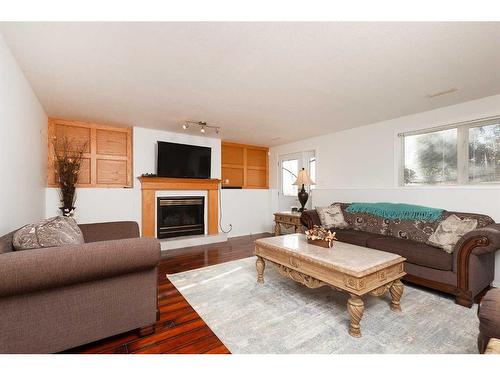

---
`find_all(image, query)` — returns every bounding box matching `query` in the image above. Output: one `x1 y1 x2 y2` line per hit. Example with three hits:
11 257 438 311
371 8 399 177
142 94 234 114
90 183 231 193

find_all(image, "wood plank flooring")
63 232 272 354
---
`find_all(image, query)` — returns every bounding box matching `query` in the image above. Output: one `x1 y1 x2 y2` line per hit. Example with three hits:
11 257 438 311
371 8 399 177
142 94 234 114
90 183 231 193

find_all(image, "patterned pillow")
316 204 348 229
443 211 493 228
13 216 84 251
427 214 478 253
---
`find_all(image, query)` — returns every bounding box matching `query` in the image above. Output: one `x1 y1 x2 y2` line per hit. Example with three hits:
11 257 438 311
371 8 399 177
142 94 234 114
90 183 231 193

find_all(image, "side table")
273 211 303 236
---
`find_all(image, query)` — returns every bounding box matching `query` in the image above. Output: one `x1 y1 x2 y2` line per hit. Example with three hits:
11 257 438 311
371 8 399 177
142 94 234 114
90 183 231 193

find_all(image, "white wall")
46 126 274 237
0 35 47 234
220 189 274 237
270 94 500 286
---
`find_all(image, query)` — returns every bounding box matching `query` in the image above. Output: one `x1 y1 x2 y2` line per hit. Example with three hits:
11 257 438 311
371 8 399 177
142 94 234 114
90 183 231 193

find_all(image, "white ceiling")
1 22 499 146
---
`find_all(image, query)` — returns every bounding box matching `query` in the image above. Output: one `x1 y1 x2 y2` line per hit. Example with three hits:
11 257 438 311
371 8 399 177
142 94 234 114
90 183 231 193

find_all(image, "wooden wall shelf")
47 118 133 188
138 177 221 237
221 141 269 189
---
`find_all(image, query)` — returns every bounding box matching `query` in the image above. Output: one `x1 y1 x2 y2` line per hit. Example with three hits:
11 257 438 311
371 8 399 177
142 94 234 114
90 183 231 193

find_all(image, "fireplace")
157 196 205 239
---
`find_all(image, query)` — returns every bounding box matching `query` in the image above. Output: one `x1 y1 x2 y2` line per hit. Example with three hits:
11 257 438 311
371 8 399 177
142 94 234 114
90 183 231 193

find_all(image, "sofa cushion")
13 216 84 251
330 228 383 247
316 204 348 229
428 214 478 253
365 236 453 271
340 204 389 235
387 218 439 244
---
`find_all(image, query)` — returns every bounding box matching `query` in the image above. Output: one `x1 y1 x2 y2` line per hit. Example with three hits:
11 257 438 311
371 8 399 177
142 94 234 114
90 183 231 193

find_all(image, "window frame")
278 150 316 197
280 156 300 197
399 116 500 187
309 156 316 191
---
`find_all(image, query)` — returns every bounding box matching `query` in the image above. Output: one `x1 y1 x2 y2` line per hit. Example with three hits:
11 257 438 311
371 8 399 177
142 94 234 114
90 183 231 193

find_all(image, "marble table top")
255 234 405 277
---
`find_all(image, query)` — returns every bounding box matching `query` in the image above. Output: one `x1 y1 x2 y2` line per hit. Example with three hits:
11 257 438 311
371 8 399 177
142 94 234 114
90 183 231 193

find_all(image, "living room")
1 1 499 372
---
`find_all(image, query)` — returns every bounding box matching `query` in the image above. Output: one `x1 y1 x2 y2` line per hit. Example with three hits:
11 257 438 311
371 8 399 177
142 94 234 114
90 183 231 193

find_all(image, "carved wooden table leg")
256 256 266 283
274 222 281 236
389 279 404 312
347 294 364 338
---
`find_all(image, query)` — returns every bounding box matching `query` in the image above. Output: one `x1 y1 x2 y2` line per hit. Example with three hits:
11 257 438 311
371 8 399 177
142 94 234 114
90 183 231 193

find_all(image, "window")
469 123 500 183
309 156 316 190
401 117 500 186
279 150 315 197
281 158 298 196
404 129 457 185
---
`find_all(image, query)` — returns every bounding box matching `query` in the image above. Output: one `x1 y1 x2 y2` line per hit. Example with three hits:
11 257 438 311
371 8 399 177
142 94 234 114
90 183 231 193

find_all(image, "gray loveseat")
0 221 160 353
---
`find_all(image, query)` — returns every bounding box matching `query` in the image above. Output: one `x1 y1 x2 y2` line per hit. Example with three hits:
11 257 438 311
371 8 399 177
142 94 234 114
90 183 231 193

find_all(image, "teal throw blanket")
345 202 443 222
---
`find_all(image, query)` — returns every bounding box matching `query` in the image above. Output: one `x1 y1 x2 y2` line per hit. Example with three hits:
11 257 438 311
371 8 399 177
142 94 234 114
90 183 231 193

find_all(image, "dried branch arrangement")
305 225 337 248
53 136 87 216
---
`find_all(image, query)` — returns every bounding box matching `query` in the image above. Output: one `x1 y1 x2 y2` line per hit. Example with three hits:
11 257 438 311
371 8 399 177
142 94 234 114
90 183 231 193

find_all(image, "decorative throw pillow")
13 216 84 251
427 214 478 253
316 204 348 229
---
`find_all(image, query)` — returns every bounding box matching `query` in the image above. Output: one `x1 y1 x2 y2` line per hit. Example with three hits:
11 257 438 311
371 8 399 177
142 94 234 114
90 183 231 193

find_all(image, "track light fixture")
182 121 220 136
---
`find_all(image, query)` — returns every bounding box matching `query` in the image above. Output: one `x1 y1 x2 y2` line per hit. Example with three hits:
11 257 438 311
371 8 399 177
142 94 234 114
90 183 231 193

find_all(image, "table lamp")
293 168 315 212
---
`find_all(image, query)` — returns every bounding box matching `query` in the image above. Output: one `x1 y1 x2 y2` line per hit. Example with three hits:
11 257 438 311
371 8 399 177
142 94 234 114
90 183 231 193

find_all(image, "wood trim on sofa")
456 236 490 307
403 273 460 296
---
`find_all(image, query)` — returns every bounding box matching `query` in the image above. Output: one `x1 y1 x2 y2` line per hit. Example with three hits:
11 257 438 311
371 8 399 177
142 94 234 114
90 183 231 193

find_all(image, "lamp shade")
293 168 315 186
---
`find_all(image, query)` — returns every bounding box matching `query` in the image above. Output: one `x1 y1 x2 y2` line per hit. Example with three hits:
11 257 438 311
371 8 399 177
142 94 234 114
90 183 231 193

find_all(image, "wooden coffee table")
254 234 406 337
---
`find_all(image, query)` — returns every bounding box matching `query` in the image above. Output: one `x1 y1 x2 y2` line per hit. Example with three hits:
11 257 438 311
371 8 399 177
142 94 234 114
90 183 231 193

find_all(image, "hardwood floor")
64 232 272 354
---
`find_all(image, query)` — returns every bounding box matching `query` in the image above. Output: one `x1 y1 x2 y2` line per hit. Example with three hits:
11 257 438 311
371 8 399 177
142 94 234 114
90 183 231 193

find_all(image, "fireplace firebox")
157 196 205 239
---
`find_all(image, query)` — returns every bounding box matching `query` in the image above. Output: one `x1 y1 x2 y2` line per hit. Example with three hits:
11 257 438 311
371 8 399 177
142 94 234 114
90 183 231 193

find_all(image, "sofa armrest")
454 223 500 256
0 237 160 298
300 210 321 229
78 221 140 243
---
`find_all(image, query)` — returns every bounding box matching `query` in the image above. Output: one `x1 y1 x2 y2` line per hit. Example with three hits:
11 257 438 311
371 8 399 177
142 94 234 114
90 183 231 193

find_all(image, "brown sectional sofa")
0 221 160 354
301 204 500 307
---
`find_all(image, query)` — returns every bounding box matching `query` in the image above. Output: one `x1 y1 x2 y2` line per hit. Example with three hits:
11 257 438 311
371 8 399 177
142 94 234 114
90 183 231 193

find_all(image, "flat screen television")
157 141 211 179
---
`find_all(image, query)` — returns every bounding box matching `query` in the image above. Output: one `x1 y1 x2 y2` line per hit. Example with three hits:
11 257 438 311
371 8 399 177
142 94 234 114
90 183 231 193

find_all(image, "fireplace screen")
157 196 205 239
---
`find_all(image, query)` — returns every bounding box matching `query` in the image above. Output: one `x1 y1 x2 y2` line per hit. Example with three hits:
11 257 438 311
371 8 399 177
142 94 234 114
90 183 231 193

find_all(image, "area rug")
167 257 479 354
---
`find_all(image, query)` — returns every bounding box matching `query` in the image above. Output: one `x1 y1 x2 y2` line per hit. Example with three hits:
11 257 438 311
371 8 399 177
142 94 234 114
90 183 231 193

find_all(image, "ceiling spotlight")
182 120 220 135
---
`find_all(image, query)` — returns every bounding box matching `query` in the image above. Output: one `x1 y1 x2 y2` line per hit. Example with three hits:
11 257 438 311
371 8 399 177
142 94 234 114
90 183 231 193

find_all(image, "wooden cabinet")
47 118 133 188
221 141 269 188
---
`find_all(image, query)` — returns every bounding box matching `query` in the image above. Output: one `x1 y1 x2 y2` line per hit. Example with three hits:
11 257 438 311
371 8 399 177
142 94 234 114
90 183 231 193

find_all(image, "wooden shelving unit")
221 141 269 189
47 118 133 188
